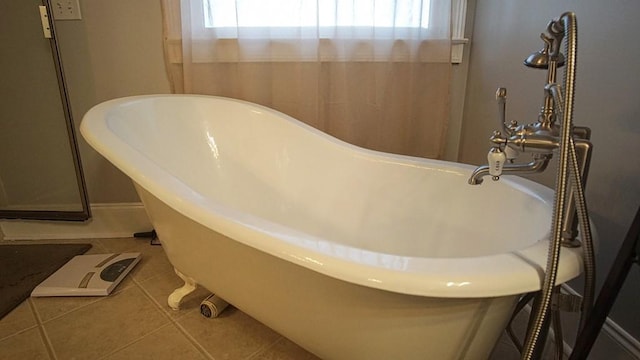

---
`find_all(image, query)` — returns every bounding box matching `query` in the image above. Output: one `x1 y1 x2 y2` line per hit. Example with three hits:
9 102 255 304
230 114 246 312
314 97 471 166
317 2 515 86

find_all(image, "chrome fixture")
468 12 596 360
523 32 565 69
467 19 593 247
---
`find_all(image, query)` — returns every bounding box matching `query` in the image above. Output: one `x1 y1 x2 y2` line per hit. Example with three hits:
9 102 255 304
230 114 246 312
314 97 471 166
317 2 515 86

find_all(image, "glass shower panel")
0 0 89 220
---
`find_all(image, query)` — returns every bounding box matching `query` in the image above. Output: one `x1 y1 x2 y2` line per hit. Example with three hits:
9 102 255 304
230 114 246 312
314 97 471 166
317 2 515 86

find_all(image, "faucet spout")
468 157 550 185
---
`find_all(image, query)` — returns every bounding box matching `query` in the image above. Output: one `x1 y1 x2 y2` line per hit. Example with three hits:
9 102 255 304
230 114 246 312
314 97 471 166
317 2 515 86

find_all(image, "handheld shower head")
524 32 565 69
524 49 565 69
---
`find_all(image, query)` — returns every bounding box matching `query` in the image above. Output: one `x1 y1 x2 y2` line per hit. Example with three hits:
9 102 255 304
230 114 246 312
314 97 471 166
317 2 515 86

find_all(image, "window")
203 0 431 30
179 0 466 63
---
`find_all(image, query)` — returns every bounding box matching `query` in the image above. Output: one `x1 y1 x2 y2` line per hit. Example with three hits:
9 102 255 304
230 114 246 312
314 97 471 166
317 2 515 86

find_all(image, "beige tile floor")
0 237 539 360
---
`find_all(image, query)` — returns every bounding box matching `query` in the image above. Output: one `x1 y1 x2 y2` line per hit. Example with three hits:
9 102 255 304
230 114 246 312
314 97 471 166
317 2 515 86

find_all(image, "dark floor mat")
0 243 91 319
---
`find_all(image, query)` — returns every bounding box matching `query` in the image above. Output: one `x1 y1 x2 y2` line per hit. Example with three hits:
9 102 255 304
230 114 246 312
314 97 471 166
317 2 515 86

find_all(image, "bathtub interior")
104 96 553 259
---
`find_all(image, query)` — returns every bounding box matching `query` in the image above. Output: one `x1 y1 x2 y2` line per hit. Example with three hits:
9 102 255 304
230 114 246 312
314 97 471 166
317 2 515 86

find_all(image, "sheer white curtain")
162 0 452 158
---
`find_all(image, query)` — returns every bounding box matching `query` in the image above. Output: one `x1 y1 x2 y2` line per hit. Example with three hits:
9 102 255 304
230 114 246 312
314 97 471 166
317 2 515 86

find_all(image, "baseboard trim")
0 203 152 240
604 314 640 359
561 284 640 358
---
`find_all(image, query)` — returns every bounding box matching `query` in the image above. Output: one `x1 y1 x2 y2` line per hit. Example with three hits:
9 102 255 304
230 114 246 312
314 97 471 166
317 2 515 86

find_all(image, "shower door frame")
0 0 90 221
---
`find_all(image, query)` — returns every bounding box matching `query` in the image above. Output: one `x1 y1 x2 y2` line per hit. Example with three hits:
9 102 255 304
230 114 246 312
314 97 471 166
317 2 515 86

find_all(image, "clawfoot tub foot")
168 268 197 310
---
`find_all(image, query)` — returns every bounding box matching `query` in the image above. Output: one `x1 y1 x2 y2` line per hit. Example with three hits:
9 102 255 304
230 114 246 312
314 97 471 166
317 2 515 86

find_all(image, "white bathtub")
81 95 583 359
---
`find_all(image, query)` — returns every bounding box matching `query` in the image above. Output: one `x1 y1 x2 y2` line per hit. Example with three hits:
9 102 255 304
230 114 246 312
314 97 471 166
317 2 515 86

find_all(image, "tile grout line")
24 238 125 326
96 323 174 360
28 298 57 360
125 244 287 360
0 301 38 342
0 321 38 343
63 272 178 360
3 239 114 359
245 335 287 360
132 275 217 360
31 284 133 325
30 272 160 357
29 238 145 326
96 239 228 360
172 317 218 360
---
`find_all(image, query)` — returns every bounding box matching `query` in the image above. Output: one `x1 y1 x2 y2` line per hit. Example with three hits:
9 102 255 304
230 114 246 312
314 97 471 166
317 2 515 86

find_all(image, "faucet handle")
496 87 509 134
488 145 506 181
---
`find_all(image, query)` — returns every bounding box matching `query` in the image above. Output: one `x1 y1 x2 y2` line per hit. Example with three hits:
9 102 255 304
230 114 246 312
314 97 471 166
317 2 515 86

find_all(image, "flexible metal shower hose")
521 12 584 360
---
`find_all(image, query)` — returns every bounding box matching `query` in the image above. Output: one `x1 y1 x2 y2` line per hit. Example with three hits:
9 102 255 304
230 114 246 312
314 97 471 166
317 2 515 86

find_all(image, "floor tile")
30 257 137 323
137 268 211 319
0 300 37 341
251 337 319 360
0 327 51 360
177 306 281 360
3 236 585 360
99 238 174 282
31 294 105 323
489 335 521 359
43 286 169 360
103 324 208 360
9 238 131 324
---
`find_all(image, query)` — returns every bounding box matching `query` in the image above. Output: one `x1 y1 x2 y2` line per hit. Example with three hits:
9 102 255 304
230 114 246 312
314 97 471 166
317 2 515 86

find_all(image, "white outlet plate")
51 0 82 20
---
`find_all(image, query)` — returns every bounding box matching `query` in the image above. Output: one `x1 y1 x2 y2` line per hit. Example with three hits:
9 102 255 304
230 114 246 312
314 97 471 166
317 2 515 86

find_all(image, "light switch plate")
51 0 82 20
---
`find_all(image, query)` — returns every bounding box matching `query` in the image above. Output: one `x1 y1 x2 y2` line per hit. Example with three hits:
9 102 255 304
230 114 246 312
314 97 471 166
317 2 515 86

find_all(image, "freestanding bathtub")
81 95 583 359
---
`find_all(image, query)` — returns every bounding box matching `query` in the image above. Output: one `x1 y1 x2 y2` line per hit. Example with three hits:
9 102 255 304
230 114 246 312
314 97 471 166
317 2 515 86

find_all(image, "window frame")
180 0 468 63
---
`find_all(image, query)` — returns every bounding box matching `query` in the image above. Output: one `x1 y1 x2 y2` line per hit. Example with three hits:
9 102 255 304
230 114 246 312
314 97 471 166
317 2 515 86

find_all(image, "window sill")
452 38 470 64
165 38 468 64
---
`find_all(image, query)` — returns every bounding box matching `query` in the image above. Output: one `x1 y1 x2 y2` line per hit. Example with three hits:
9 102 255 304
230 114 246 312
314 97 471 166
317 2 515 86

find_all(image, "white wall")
460 0 640 348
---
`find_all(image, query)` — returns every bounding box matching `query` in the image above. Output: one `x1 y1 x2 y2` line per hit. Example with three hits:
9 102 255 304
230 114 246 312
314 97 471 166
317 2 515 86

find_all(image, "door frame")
0 0 90 221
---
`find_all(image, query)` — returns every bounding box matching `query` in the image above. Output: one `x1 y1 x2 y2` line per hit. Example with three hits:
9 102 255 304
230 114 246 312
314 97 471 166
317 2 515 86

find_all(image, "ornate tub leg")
168 268 197 310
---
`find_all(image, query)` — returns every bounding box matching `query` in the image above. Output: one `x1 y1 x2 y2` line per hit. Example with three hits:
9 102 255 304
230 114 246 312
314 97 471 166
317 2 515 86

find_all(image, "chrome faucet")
470 13 597 360
467 19 593 245
467 87 556 185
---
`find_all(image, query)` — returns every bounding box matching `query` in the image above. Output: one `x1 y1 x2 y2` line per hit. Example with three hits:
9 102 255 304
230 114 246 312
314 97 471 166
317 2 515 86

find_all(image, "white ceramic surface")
81 94 583 298
80 94 587 359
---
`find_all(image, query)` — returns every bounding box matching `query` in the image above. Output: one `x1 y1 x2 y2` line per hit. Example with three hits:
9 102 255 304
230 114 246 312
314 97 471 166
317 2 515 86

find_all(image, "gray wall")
56 0 171 204
460 0 640 342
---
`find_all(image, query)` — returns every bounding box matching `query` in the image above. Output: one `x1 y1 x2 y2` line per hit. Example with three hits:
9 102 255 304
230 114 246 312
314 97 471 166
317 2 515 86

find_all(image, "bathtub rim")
80 94 584 298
